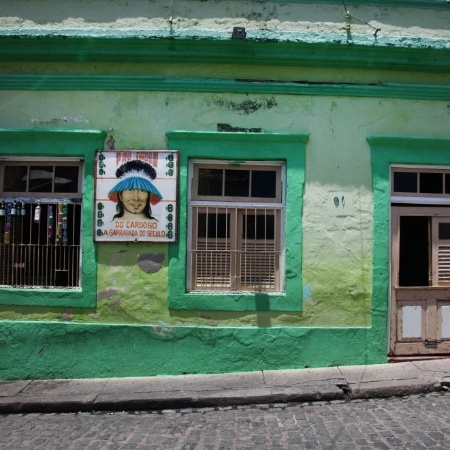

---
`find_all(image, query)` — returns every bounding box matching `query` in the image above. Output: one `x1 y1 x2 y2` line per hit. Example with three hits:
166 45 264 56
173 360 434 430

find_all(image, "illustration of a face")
119 189 149 215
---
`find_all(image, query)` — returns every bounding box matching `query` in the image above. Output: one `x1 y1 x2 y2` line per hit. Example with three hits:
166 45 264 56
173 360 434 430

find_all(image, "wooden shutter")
432 217 450 286
239 240 278 291
193 238 231 290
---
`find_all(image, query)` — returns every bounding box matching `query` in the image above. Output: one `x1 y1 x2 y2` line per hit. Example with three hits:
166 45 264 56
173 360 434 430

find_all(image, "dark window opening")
445 174 450 194
251 171 277 198
399 216 429 287
3 166 28 192
3 164 80 194
198 169 223 196
195 165 281 202
393 172 417 193
439 222 450 240
420 172 443 194
29 166 53 193
243 214 275 240
54 166 80 193
225 170 250 197
197 213 230 239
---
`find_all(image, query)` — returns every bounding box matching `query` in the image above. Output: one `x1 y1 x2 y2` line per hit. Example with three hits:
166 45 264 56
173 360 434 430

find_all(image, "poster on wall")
94 150 178 242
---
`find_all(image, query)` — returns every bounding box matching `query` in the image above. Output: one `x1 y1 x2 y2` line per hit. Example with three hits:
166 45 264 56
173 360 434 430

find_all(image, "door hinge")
424 340 438 348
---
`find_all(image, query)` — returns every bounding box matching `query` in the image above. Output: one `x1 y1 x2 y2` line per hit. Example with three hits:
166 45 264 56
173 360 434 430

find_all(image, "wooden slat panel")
193 239 231 289
239 241 277 291
396 287 450 300
438 245 450 283
189 202 282 293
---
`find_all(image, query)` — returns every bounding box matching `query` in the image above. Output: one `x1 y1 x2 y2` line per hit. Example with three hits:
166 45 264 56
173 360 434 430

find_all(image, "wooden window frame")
188 160 285 293
192 162 283 204
0 157 84 198
391 166 450 199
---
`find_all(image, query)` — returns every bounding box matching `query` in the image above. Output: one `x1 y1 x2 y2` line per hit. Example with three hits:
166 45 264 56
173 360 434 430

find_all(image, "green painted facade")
0 0 449 380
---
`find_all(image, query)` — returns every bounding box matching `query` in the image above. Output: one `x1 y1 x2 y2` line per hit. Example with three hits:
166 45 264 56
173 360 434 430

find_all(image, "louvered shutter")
193 238 231 290
432 218 450 286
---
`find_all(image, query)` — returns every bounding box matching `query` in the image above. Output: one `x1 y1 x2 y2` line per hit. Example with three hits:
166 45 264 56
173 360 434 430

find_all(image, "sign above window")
94 150 178 242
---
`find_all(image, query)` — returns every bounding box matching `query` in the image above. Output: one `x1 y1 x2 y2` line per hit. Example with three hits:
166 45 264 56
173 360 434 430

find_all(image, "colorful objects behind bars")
47 204 54 245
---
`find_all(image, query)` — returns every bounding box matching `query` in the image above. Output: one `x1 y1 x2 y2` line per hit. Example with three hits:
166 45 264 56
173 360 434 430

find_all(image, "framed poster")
94 150 178 242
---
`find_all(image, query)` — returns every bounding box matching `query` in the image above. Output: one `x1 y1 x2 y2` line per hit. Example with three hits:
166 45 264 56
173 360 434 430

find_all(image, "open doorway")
391 206 450 356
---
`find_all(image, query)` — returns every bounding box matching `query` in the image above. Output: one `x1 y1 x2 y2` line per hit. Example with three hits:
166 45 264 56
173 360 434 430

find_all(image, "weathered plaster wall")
1 0 449 42
0 0 448 379
0 89 448 329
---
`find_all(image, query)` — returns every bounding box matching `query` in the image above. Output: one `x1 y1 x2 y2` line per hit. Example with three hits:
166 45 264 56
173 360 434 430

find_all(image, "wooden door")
390 207 450 356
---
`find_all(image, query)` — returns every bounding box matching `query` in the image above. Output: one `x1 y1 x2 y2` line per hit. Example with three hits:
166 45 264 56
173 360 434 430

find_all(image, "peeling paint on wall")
213 96 277 115
137 253 165 274
30 115 89 124
1 1 449 41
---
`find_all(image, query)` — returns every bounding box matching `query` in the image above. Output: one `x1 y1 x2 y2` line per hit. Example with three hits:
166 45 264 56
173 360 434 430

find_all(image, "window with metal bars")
188 161 284 293
0 159 83 288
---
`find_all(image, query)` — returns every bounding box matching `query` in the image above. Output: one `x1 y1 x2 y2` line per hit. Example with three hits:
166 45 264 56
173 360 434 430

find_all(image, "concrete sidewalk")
1 359 449 414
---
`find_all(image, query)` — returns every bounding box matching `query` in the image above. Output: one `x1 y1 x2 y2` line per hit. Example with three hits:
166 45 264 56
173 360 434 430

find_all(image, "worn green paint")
242 0 448 7
1 61 448 87
0 320 385 380
302 264 372 327
0 98 444 331
0 124 373 327
1 36 449 73
0 129 106 308
0 263 370 327
0 75 448 102
0 51 447 377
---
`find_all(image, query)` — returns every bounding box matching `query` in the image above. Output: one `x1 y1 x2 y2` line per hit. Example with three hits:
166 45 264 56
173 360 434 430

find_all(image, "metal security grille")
190 206 281 292
0 202 81 288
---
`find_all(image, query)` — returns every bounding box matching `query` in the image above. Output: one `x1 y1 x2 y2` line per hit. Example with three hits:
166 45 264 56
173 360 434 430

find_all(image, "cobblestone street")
1 391 449 450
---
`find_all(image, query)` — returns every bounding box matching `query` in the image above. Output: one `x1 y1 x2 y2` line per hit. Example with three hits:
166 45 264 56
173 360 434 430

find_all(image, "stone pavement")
1 358 449 414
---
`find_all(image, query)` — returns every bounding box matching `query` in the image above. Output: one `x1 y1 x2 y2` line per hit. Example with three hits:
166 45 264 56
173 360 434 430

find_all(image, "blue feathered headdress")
108 160 163 206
